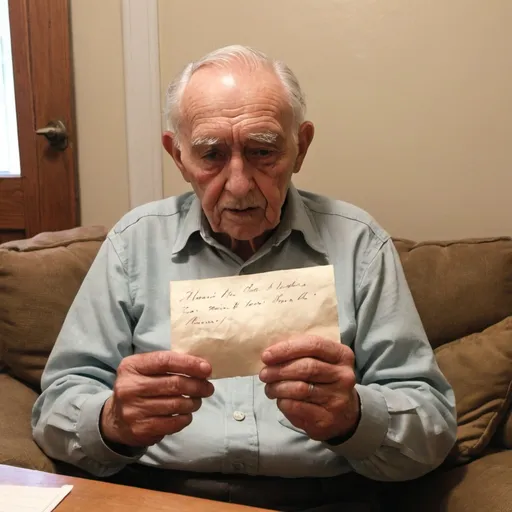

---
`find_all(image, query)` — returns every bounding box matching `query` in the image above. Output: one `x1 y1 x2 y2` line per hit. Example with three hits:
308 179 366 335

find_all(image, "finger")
276 399 326 430
260 358 342 384
277 398 345 441
265 381 331 405
262 335 351 366
126 397 202 419
131 414 193 444
122 351 212 379
117 375 214 399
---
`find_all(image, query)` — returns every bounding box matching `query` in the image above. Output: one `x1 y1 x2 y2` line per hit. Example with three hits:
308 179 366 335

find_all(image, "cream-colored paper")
170 265 340 379
0 484 73 512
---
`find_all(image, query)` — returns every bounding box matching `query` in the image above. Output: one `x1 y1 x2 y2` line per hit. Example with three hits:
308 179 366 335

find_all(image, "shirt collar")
171 184 327 256
274 184 327 255
171 194 203 255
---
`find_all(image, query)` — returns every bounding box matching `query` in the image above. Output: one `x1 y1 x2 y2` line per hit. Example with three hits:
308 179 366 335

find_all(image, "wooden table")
0 464 271 511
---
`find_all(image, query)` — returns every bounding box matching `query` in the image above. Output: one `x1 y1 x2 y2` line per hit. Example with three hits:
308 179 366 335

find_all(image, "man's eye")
202 150 223 161
248 148 274 158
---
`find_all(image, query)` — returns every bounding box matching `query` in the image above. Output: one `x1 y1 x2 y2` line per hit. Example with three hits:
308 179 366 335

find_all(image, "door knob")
36 120 68 150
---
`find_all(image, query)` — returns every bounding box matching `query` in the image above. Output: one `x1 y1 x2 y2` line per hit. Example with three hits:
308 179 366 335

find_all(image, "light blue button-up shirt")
32 185 457 481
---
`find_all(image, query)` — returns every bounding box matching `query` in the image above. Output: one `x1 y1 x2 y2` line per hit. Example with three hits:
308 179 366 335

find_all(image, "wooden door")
0 0 78 243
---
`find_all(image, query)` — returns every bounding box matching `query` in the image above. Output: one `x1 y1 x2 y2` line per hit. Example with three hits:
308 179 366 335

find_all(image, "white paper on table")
0 484 73 512
170 265 340 379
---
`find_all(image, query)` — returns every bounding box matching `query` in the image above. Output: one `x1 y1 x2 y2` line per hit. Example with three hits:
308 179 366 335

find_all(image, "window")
0 0 20 176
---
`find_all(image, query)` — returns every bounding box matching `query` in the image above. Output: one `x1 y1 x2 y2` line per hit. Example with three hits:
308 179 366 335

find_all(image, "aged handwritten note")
0 484 73 512
170 265 340 379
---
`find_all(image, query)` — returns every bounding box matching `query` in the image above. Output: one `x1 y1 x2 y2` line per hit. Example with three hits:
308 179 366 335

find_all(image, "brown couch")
0 226 511 511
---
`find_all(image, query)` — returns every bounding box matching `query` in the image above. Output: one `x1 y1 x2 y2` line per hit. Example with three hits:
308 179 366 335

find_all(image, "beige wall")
70 0 130 229
158 0 512 240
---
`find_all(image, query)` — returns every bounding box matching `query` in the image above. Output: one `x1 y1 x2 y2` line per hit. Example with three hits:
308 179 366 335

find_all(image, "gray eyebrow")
191 136 221 147
246 131 279 144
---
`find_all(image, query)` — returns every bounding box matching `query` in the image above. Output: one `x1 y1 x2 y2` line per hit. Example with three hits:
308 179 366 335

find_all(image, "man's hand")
101 351 214 448
259 335 360 442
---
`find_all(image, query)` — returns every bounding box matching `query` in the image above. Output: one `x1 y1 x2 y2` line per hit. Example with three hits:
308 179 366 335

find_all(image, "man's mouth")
225 207 259 216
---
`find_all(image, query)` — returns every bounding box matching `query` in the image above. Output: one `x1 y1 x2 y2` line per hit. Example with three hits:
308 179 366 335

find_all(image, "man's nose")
224 154 254 197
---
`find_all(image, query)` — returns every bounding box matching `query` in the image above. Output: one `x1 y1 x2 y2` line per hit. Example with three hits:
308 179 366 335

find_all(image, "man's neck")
214 231 272 261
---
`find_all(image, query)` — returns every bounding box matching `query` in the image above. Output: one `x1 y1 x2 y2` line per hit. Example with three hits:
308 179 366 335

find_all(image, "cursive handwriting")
276 280 306 290
180 290 217 302
177 278 316 325
186 316 226 327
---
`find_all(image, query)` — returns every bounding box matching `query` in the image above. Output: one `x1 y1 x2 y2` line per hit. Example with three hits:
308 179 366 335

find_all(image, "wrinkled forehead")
179 65 294 139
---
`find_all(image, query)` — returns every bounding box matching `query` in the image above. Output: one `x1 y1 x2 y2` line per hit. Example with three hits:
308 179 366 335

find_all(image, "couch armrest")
0 373 56 473
395 451 512 512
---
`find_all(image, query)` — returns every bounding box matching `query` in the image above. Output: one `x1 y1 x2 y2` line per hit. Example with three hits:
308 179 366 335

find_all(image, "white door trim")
122 0 163 209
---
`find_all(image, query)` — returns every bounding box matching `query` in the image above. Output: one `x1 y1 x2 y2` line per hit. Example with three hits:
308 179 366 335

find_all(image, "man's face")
163 66 314 243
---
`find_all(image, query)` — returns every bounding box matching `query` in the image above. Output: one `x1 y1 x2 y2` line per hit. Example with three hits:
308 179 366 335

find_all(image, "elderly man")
32 45 456 511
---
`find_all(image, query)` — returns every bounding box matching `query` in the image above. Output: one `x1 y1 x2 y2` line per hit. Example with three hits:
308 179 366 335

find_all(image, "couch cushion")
394 237 512 349
433 316 512 464
396 450 512 512
0 226 106 389
495 409 512 449
0 373 56 472
502 412 512 448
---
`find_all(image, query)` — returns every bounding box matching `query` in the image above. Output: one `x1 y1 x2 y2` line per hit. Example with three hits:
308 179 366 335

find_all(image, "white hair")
164 45 307 147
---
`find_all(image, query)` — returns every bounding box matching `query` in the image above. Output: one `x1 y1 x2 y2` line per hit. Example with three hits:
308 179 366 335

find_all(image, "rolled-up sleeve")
325 239 457 481
31 234 145 477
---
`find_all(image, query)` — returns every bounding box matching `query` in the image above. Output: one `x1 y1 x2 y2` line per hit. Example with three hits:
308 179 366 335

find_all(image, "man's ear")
293 121 315 174
162 131 191 183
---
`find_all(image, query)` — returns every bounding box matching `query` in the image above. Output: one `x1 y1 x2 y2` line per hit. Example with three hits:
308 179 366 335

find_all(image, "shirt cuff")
77 390 146 466
323 384 389 460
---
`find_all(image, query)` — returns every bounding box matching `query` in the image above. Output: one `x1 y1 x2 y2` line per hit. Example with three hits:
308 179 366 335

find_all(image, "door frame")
122 0 163 209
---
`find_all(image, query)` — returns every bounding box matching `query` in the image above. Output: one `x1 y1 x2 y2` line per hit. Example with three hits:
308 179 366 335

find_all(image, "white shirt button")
233 410 246 421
